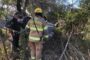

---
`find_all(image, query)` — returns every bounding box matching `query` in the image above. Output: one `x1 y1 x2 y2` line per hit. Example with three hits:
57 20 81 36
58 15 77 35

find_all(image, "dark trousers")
12 32 20 51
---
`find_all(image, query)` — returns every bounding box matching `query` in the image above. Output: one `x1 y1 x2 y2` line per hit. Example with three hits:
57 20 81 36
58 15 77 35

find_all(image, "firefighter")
8 12 22 52
7 11 30 53
26 7 48 60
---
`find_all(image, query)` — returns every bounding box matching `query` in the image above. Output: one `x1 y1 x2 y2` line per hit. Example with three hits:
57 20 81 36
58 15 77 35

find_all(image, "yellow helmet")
34 7 43 13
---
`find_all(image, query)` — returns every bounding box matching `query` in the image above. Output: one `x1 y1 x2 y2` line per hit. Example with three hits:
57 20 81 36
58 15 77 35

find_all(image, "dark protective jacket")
6 16 30 31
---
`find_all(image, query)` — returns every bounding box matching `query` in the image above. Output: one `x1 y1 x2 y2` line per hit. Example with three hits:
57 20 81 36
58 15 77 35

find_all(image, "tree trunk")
16 0 22 12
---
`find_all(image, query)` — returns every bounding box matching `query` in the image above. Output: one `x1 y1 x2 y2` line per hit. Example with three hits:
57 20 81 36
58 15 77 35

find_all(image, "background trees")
0 0 90 60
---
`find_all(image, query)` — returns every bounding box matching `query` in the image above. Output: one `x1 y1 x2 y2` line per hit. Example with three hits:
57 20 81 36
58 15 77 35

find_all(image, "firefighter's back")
27 16 46 42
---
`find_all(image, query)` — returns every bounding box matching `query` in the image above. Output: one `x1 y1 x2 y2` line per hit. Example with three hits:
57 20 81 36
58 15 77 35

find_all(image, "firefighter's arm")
21 16 31 28
26 20 30 28
42 21 49 40
25 20 30 33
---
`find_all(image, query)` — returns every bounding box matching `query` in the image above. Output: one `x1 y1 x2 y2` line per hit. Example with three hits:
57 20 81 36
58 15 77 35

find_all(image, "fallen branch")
59 30 73 60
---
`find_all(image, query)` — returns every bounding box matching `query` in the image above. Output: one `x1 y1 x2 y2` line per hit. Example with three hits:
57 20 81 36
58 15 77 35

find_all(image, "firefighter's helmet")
34 7 43 13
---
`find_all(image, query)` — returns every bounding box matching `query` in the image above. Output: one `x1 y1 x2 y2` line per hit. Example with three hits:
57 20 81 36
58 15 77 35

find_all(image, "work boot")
31 56 36 60
36 59 41 60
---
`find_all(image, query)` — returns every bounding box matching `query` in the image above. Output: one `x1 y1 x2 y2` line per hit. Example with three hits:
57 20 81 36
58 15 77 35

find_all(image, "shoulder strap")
40 18 46 41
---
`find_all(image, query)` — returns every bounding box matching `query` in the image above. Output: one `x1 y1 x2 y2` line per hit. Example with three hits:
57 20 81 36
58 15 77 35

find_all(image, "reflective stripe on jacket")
26 17 48 42
29 35 49 42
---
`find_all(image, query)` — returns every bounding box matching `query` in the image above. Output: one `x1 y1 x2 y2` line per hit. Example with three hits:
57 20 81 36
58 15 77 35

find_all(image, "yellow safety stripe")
30 26 48 31
44 26 48 30
30 27 43 31
44 35 49 38
29 35 49 41
29 36 40 41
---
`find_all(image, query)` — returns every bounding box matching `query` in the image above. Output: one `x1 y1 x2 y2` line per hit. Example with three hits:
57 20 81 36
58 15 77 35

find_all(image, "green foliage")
0 8 5 19
0 0 90 59
47 11 58 23
0 29 5 37
2 0 16 4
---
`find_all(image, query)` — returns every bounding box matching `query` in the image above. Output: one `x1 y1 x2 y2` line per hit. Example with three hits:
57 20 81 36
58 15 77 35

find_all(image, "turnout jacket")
26 16 48 42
